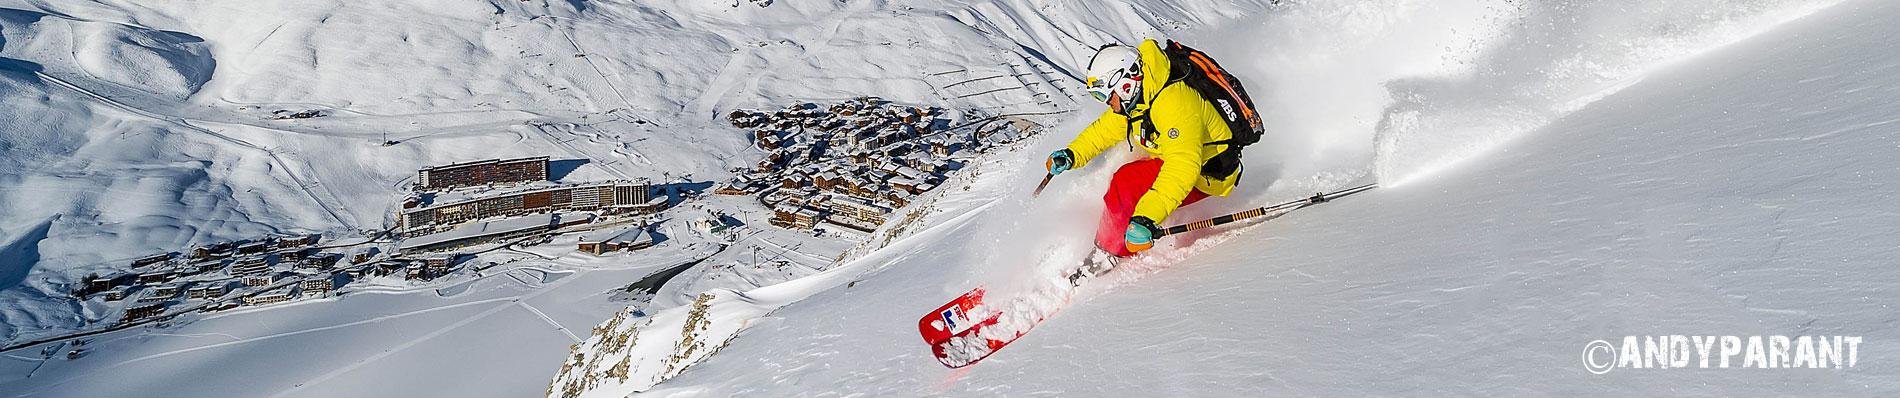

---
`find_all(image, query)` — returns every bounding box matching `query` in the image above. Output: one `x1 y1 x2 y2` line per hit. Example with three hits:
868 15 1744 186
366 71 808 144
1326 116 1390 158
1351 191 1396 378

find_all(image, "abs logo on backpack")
1216 98 1238 123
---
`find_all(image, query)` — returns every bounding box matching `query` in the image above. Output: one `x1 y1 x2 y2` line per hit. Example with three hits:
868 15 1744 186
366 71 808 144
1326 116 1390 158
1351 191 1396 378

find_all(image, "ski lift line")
941 109 1073 132
544 18 635 112
954 85 1026 99
942 74 1015 89
928 68 970 76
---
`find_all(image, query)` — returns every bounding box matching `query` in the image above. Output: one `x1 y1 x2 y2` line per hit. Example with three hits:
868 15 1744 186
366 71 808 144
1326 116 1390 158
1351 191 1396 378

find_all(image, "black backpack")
1151 40 1263 179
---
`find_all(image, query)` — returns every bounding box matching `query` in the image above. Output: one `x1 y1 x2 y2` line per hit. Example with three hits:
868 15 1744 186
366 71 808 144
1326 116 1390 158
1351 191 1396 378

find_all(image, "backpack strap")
1125 112 1152 151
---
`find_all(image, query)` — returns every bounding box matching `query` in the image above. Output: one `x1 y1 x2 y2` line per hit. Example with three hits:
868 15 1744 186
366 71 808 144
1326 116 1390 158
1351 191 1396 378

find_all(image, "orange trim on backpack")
1186 52 1259 126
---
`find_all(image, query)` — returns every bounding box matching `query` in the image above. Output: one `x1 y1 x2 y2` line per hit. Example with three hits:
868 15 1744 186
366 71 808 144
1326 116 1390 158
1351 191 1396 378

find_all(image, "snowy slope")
3 0 1897 396
0 0 1258 396
0 0 1108 344
557 0 1899 396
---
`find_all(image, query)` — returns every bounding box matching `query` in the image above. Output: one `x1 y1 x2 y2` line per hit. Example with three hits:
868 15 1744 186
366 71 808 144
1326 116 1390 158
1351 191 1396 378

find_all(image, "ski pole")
1030 173 1054 197
1154 183 1376 238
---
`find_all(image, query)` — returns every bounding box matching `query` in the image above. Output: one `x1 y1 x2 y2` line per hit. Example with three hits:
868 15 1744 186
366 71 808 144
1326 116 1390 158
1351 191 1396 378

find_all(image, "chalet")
301 278 333 298
173 261 212 276
769 205 820 230
277 234 320 249
827 196 889 232
138 271 176 285
152 285 181 299
883 191 914 208
82 274 120 295
236 241 270 255
754 130 776 148
131 253 174 268
577 226 655 255
199 302 240 313
715 183 750 196
423 255 459 272
930 141 951 157
813 171 843 190
187 284 225 299
691 215 737 234
300 253 341 269
243 274 276 287
792 208 822 230
890 178 923 195
122 304 165 324
230 257 270 277
404 263 429 281
729 110 769 129
101 287 129 301
372 261 407 277
245 292 293 306
622 196 670 216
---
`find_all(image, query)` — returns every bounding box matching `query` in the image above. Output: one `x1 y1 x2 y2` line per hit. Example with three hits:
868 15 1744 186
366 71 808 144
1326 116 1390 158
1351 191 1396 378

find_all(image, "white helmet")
1085 44 1142 114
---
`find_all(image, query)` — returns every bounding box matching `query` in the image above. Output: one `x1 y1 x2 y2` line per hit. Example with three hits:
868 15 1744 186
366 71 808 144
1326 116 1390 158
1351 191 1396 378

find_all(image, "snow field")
642 0 1896 395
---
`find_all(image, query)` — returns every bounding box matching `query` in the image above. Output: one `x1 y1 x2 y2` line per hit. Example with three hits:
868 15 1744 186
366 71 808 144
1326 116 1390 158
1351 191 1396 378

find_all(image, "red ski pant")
1096 158 1210 257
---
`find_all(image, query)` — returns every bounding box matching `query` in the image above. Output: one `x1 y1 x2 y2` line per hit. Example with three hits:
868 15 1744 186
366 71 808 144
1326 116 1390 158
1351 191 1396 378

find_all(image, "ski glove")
1045 149 1075 175
1125 216 1159 253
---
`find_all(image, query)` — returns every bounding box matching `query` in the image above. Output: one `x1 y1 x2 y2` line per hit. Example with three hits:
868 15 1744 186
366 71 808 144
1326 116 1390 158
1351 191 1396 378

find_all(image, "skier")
1045 39 1257 257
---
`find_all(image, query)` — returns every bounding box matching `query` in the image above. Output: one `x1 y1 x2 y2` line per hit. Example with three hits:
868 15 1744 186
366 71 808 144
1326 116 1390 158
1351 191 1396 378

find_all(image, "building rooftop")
398 213 554 251
409 181 645 213
583 225 650 245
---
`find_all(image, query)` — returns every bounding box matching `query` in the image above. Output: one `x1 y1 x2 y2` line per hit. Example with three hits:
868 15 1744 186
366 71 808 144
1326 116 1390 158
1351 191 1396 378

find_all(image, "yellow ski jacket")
1065 38 1241 224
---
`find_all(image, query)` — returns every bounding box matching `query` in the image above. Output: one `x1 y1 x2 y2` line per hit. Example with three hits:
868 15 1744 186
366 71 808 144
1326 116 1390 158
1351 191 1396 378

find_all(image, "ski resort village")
3 0 1899 397
1 95 1025 367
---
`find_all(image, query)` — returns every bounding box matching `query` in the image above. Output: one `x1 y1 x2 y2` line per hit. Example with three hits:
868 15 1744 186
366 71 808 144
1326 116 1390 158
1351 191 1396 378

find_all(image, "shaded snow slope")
0 0 1121 345
584 0 1896 395
0 0 1260 395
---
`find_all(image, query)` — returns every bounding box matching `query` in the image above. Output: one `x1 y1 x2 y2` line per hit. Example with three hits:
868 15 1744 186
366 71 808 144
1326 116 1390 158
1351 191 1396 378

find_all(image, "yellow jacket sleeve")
1064 110 1129 170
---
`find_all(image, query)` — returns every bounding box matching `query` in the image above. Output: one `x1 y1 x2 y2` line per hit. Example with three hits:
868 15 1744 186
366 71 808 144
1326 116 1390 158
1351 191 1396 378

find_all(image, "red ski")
918 287 1058 368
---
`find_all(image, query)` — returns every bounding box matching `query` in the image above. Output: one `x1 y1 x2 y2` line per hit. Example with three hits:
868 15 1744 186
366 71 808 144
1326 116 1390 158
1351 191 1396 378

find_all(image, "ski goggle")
1086 76 1114 103
1087 62 1141 99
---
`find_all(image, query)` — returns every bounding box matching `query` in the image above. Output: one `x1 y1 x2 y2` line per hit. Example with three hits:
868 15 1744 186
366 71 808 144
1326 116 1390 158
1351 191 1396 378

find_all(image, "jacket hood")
1134 38 1172 111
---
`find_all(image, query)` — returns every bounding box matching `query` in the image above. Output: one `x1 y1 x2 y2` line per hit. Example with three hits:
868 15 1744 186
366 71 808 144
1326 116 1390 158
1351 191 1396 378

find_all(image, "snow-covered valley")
3 0 1898 396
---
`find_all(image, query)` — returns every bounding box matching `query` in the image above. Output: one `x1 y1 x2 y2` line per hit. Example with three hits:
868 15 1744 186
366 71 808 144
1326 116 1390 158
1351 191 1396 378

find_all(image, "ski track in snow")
265 266 595 398
517 302 582 343
635 1 1895 396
